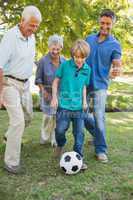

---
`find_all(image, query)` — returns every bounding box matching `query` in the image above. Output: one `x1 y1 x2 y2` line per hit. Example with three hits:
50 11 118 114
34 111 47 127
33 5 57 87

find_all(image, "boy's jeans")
55 108 85 157
84 89 107 155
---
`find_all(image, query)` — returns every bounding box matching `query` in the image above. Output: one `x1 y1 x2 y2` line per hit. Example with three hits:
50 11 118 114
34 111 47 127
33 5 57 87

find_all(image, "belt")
5 75 28 83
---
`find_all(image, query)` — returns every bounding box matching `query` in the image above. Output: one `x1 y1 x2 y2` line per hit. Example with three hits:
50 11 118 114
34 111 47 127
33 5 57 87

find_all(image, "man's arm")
110 59 122 79
0 68 3 108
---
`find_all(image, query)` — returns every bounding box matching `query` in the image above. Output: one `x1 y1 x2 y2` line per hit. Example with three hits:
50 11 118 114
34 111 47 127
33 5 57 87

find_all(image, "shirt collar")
96 32 112 42
47 52 63 65
16 25 31 41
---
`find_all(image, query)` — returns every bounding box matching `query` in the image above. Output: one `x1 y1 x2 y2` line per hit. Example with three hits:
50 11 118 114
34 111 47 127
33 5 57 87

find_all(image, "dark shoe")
4 164 21 174
81 163 88 170
88 139 94 145
3 136 7 144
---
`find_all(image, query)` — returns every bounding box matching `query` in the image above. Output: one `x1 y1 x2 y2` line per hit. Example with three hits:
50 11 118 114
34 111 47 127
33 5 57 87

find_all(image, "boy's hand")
83 101 88 111
51 97 58 109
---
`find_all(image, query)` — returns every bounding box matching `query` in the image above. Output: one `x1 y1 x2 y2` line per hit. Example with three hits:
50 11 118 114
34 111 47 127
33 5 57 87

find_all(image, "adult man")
0 6 42 173
85 9 122 163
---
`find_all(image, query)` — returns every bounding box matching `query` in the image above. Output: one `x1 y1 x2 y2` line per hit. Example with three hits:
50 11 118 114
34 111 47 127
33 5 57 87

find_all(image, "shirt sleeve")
55 62 64 78
35 58 44 85
111 42 122 61
85 67 91 86
0 32 12 68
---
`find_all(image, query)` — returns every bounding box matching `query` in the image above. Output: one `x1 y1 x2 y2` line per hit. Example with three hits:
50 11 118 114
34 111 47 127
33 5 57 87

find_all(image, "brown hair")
71 39 90 58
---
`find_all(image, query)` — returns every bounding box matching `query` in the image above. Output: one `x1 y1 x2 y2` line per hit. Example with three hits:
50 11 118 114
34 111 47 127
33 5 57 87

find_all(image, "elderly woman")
35 34 65 146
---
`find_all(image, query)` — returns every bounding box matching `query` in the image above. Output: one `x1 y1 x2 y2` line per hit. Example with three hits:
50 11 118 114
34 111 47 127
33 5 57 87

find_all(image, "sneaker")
4 164 21 174
88 139 94 146
40 137 47 145
81 163 88 170
96 153 108 163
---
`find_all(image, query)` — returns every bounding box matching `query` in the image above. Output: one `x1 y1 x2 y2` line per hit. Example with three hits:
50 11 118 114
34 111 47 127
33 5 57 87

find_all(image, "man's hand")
110 66 121 79
110 59 122 79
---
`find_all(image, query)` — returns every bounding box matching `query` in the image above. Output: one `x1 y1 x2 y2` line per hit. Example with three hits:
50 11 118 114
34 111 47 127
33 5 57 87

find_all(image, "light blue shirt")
0 25 35 79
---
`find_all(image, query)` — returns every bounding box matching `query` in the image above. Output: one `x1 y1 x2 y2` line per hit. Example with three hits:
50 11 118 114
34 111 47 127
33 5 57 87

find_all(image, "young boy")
51 39 91 170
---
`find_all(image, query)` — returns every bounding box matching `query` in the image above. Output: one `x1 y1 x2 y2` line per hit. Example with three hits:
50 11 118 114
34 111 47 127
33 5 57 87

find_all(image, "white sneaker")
40 137 47 145
96 153 108 163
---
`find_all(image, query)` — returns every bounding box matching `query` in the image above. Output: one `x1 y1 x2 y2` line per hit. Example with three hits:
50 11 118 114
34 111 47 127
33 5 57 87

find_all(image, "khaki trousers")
2 77 33 166
40 113 56 146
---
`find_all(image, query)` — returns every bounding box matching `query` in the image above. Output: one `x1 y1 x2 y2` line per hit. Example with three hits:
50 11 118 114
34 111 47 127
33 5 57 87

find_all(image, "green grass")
0 110 133 200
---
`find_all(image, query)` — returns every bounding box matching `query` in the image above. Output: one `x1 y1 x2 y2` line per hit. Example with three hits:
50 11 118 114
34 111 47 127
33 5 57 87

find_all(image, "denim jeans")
55 108 86 157
84 89 107 155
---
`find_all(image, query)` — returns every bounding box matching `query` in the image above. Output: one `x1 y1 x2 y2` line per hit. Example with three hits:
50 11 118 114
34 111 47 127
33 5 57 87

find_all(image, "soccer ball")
60 151 83 175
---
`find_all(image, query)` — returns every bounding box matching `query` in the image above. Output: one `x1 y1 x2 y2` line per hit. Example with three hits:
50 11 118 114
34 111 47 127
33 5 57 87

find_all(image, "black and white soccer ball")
60 151 83 175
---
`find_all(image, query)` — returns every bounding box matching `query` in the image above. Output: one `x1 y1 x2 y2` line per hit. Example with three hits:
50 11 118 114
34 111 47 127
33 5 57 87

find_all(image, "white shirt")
0 25 35 79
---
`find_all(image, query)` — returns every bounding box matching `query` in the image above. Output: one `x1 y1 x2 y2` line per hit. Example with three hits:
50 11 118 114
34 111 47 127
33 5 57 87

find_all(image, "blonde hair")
71 39 90 58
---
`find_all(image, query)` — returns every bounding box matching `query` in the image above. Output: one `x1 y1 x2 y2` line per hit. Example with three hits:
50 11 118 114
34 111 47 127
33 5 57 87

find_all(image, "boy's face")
73 50 86 68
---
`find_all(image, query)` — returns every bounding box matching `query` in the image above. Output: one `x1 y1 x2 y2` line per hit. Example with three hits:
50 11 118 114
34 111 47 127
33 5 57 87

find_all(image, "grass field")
0 110 133 200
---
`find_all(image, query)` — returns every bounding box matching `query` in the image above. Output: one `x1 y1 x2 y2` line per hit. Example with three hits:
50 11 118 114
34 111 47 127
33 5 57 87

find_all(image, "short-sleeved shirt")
55 59 91 111
0 25 35 79
86 33 122 91
35 53 66 114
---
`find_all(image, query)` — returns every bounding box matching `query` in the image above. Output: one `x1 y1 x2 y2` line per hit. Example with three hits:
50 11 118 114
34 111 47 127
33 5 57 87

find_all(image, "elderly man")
85 9 122 163
0 5 42 173
35 34 65 147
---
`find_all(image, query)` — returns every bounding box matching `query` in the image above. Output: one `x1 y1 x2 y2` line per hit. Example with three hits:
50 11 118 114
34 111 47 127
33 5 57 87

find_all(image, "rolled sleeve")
111 43 122 61
35 60 44 85
85 67 91 86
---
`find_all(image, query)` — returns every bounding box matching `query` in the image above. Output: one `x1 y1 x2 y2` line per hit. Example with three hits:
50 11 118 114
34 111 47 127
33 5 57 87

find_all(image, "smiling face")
99 16 113 37
20 16 40 37
49 43 62 59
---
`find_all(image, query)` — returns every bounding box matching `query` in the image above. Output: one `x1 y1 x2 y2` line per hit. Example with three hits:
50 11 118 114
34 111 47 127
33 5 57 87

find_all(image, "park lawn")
0 110 133 200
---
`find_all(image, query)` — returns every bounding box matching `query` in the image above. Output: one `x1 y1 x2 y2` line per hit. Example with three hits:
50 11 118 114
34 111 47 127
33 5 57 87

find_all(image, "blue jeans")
84 89 107 155
55 108 85 157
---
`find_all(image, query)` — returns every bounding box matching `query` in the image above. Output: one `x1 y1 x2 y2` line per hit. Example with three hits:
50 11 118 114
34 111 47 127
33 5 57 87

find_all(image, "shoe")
96 153 108 163
40 137 47 145
81 163 88 170
4 164 21 174
3 136 7 144
51 141 57 147
88 139 94 145
54 146 63 158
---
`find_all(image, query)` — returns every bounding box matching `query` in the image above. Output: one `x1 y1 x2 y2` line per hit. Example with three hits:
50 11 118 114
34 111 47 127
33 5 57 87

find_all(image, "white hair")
22 5 42 22
48 34 63 48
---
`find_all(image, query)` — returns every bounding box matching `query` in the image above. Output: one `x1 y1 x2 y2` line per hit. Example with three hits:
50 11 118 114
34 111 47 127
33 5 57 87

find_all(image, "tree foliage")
0 0 132 61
